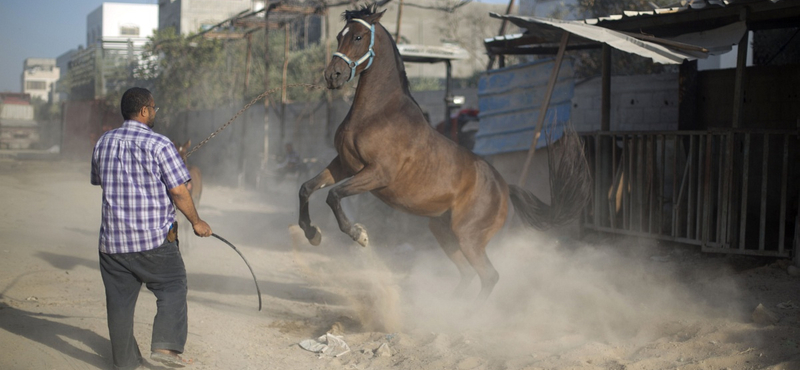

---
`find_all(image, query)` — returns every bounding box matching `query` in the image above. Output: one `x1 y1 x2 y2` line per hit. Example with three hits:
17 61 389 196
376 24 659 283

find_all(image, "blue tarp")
474 58 575 156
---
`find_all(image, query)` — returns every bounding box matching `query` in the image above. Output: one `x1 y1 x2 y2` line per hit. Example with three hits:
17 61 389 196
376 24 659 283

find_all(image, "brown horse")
174 139 203 205
174 139 203 251
298 4 591 300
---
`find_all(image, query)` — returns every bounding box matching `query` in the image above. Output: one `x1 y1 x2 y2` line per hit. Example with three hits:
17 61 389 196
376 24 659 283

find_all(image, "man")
276 142 304 182
91 87 212 369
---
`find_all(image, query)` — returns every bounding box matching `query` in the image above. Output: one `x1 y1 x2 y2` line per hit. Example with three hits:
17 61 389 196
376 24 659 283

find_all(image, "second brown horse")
298 5 591 300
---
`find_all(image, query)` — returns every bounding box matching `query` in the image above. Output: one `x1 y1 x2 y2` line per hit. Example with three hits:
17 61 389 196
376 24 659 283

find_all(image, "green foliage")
409 77 443 92
118 27 334 128
136 28 240 125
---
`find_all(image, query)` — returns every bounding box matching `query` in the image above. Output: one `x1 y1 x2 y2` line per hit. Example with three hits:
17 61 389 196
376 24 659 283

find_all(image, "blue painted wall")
474 58 575 156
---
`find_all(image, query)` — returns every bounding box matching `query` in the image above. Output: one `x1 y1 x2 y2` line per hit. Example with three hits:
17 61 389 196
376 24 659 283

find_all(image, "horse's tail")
509 127 592 229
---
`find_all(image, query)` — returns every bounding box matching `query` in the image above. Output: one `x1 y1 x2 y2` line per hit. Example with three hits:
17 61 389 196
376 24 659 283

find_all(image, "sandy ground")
2 158 800 370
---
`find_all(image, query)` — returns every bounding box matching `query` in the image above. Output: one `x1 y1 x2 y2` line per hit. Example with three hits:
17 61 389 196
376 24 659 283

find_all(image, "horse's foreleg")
326 166 386 247
299 157 345 246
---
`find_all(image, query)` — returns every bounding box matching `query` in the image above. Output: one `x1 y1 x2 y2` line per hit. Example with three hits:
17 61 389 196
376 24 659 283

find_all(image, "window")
26 81 47 90
120 24 140 36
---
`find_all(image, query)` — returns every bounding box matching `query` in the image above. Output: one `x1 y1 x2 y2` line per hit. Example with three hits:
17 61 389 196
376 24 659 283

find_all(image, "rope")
185 83 327 158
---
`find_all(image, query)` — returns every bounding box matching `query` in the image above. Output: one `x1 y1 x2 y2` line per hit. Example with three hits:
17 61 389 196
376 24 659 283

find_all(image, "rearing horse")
298 4 591 300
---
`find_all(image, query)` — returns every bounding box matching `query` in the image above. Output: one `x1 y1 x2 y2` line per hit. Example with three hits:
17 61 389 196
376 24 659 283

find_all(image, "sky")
0 0 509 93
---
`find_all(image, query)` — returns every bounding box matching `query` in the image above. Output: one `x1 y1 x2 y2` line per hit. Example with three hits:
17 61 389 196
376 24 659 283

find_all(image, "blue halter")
332 18 375 83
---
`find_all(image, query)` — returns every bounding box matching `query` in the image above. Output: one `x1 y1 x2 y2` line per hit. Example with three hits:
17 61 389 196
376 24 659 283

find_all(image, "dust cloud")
288 213 746 356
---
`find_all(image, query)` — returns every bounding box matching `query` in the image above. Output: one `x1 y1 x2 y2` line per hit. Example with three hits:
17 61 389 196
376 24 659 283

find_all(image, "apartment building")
21 58 59 103
66 2 158 100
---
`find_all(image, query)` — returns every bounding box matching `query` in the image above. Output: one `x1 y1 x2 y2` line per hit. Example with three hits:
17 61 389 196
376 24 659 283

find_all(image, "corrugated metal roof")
473 58 573 156
488 13 708 64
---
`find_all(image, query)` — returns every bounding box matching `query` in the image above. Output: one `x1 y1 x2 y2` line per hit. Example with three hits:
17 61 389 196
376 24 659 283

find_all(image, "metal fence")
580 129 800 258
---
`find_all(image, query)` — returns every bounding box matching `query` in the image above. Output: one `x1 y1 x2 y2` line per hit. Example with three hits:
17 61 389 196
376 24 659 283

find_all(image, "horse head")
173 139 191 163
325 4 386 89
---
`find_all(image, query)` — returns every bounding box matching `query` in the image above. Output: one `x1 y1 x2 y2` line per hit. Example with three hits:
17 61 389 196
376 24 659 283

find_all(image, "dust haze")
284 189 746 358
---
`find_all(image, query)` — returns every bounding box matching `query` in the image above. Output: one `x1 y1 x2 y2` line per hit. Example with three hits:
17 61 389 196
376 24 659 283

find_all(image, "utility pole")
486 0 515 70
244 33 252 99
394 0 404 42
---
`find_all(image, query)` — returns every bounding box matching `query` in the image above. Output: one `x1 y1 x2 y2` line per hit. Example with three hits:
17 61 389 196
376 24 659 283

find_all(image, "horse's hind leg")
454 228 499 301
299 157 346 245
450 194 508 300
429 215 476 298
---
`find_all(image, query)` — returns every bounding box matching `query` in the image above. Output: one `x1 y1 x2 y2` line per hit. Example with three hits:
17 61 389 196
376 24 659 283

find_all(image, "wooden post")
486 0 515 70
263 6 272 165
280 23 290 146
394 0 404 42
517 31 569 188
732 10 749 128
244 33 252 98
601 44 611 132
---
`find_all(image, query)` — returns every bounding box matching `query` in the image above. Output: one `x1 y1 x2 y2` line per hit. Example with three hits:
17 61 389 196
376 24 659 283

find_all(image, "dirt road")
1 159 799 370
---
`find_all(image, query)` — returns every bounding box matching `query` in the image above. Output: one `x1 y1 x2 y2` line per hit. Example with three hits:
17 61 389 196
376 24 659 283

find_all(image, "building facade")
159 0 254 35
65 2 158 100
87 2 158 52
21 58 59 103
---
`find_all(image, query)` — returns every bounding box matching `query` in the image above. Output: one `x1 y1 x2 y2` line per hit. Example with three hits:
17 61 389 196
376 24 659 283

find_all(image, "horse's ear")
365 9 386 25
184 139 191 148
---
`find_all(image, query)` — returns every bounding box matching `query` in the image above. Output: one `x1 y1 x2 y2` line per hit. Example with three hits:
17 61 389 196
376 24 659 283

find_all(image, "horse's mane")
341 3 415 99
342 3 379 21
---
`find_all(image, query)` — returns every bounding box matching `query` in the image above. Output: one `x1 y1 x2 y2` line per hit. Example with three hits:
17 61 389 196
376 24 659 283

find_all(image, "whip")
211 233 262 311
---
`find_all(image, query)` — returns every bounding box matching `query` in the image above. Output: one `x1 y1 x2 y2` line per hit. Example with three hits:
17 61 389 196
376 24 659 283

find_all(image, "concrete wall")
570 73 679 132
695 64 800 130
165 104 266 188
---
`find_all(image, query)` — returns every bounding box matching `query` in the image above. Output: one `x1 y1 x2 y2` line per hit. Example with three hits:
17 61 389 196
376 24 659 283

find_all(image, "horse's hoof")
352 223 369 247
308 226 322 246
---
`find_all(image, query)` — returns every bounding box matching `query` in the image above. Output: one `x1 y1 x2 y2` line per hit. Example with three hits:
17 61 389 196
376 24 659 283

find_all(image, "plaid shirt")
91 120 191 254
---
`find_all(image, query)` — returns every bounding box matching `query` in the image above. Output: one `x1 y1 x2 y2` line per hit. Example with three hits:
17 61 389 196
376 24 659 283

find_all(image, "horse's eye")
356 36 362 41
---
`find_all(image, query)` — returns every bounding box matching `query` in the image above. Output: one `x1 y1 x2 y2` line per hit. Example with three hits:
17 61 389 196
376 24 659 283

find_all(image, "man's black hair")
120 87 152 120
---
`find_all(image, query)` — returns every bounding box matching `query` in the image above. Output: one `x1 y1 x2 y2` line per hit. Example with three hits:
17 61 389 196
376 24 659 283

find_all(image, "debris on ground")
299 333 351 357
375 342 393 357
752 303 780 325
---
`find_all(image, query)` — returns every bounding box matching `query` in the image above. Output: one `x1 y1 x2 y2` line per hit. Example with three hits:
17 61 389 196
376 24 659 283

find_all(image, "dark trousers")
99 241 188 370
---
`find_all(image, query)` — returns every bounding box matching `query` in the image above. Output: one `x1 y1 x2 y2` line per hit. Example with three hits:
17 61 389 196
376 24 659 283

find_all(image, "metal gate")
580 129 800 258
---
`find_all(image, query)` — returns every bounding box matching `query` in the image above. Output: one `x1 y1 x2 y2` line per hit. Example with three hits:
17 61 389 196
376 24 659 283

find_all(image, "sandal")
150 351 193 368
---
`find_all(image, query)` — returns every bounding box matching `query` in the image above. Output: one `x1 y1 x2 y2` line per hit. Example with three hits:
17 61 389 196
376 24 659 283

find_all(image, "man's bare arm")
168 183 212 237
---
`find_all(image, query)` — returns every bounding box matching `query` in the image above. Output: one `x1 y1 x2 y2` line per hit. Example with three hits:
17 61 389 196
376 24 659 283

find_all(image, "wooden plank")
695 135 705 240
720 134 733 248
731 25 749 128
593 135 601 228
779 135 789 254
636 135 644 231
672 135 679 238
624 136 631 230
659 134 666 235
675 150 692 239
687 135 696 238
517 31 569 188
759 134 770 251
738 133 750 250
649 135 657 233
